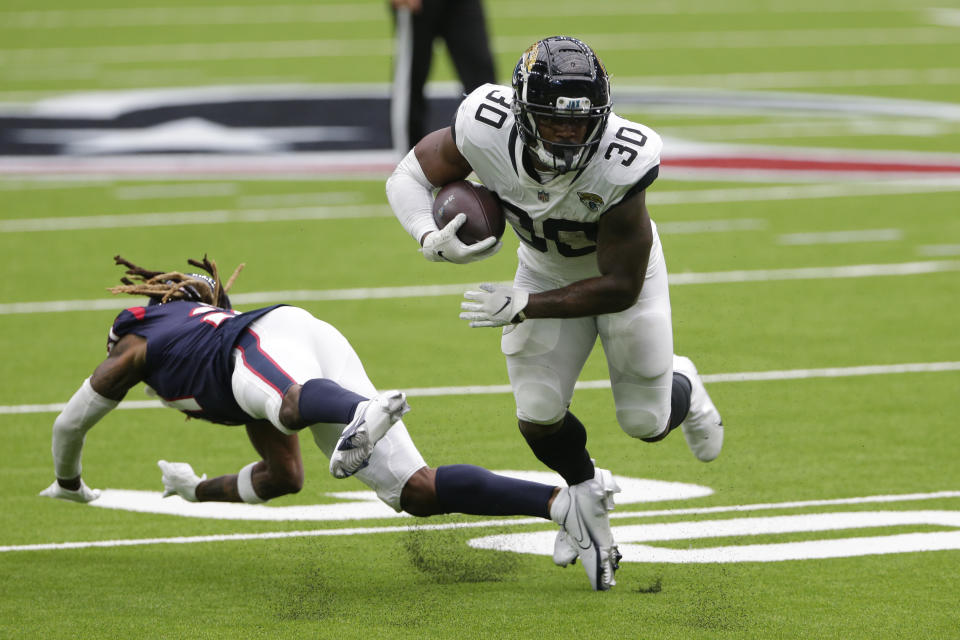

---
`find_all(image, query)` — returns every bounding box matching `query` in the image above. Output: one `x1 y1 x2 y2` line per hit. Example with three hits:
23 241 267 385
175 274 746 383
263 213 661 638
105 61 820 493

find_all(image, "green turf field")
2 1 960 638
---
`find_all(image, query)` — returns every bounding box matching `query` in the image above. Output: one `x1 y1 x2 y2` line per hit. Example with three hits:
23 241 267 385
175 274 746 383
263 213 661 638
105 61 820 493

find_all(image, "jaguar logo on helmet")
511 36 612 175
523 43 539 72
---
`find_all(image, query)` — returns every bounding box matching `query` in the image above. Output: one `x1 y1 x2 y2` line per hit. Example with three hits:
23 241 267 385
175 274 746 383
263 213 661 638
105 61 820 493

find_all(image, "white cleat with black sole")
673 355 724 462
329 390 410 479
550 467 621 591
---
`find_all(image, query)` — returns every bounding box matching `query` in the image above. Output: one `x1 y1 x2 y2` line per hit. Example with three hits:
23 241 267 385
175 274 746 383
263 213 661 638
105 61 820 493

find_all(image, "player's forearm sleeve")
386 148 438 245
51 377 119 479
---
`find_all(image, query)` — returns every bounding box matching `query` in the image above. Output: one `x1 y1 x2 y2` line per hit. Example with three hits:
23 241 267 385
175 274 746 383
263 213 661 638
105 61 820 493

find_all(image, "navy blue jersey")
109 301 284 424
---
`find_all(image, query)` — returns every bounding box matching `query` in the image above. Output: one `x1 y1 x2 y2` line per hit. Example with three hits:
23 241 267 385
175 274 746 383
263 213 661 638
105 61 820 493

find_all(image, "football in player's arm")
40 255 615 590
386 36 726 590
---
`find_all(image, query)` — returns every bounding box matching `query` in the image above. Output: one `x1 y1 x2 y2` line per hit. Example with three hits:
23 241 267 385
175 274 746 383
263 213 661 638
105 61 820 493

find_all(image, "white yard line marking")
778 229 902 245
0 2 909 29
651 182 960 203
1 5 384 28
6 490 958 553
5 181 960 232
929 8 960 27
3 29 959 67
918 244 960 257
112 183 237 200
661 119 960 140
4 361 958 416
0 204 393 232
2 261 959 316
618 68 960 90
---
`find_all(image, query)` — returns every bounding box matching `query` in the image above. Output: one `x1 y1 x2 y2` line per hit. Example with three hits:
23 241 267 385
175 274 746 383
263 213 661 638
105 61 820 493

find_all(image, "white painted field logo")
469 509 960 563
88 471 712 521
76 470 960 564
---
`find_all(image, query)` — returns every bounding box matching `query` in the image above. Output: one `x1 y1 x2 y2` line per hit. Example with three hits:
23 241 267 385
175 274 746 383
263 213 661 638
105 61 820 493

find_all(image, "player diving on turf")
40 255 610 589
386 36 725 590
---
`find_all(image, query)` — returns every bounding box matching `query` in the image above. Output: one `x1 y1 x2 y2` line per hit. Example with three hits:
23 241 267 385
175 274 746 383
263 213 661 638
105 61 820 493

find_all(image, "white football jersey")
453 83 663 284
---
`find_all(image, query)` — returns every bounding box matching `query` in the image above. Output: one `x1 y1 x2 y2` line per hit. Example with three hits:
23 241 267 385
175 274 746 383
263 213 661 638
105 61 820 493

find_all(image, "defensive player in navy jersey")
386 36 725 590
40 255 612 589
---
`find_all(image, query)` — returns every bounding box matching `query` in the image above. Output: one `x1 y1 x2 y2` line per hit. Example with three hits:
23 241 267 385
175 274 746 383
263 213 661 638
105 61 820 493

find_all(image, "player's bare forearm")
524 273 643 318
195 474 242 502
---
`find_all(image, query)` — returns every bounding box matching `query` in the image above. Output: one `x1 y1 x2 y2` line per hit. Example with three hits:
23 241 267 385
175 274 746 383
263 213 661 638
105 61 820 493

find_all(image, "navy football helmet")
511 36 612 173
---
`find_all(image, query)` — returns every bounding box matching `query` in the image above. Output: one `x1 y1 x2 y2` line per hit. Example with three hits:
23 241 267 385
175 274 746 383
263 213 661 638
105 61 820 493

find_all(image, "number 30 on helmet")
511 36 612 174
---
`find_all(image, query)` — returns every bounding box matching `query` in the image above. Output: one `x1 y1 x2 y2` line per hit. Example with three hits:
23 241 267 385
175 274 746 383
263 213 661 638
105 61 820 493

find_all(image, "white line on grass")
778 229 902 245
6 181 960 233
618 68 960 90
0 2 909 29
0 204 393 232
112 183 238 200
3 29 959 67
918 244 960 257
929 8 960 27
4 361 958 416
2 261 959 316
661 119 960 140
6 490 958 553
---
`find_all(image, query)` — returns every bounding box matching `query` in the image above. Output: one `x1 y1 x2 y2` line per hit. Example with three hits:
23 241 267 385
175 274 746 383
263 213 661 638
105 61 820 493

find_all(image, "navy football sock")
297 378 367 425
640 373 692 442
521 412 595 486
668 371 693 430
435 465 554 519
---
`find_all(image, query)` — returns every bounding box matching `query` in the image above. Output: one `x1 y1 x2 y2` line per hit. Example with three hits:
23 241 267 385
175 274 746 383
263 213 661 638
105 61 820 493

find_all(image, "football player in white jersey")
386 36 724 590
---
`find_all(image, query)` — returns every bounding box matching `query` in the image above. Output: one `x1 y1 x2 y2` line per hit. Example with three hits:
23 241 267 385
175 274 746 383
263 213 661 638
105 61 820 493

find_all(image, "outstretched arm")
41 334 147 502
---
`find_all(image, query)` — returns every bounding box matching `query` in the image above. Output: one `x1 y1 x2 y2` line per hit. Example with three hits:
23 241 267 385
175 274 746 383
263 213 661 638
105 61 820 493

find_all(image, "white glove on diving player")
158 460 206 502
460 283 529 328
39 479 101 503
420 213 502 264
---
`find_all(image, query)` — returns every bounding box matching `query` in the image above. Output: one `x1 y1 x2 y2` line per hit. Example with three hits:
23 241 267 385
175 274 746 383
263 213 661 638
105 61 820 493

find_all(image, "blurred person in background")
390 0 496 153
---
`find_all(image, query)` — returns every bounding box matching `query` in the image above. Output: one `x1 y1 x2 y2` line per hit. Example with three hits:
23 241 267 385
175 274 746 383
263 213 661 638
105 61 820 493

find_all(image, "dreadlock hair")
109 255 245 309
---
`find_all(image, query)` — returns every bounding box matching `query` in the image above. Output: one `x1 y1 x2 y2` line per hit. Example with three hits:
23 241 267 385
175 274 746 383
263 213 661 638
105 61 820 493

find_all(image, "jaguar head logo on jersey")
511 36 612 175
577 191 604 212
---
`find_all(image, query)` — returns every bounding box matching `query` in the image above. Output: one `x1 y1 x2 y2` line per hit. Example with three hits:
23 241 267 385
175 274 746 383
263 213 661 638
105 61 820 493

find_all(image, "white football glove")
158 460 206 502
420 213 502 264
39 479 101 503
460 283 529 328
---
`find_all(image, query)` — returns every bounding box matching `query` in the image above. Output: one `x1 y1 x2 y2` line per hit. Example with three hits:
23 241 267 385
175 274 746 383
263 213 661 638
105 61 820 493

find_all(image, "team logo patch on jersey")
538 190 549 202
577 191 604 212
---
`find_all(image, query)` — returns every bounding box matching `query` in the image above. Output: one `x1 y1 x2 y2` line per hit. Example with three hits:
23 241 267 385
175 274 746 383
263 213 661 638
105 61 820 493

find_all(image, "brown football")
432 180 505 245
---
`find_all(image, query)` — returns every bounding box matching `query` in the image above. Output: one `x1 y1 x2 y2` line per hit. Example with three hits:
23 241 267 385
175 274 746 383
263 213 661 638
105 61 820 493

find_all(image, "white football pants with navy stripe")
230 306 426 511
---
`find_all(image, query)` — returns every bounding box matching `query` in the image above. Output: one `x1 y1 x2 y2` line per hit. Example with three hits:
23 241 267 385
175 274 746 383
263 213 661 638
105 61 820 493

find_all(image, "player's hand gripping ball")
432 181 505 245
421 181 505 263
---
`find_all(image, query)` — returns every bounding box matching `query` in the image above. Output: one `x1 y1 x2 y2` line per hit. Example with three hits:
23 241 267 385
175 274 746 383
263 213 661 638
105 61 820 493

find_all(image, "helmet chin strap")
529 137 580 175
